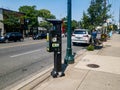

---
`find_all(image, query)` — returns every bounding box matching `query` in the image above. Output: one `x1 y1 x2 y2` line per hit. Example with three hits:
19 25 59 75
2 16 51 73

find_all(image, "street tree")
37 9 56 30
81 0 111 30
19 5 56 32
39 21 52 30
71 20 78 30
38 9 56 19
81 11 90 29
62 17 79 32
19 5 38 29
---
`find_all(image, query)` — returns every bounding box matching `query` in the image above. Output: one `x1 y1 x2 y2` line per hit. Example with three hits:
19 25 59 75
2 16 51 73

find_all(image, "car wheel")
5 39 9 43
14 40 17 42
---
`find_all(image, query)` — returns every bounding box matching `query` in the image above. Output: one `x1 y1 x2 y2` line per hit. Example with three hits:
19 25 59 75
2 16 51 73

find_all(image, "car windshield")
5 33 11 36
74 30 86 34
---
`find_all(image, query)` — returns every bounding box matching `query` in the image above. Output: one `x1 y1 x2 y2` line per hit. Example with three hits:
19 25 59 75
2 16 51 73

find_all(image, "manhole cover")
87 64 100 68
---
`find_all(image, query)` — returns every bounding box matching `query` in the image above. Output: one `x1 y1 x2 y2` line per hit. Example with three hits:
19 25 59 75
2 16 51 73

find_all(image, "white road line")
10 49 41 58
0 40 45 49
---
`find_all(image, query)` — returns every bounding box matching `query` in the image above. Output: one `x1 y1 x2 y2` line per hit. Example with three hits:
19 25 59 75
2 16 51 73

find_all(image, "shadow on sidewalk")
94 46 103 50
51 63 68 78
61 52 76 77
62 63 68 74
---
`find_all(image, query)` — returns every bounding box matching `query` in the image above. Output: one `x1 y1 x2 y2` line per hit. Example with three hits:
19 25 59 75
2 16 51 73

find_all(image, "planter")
87 44 95 51
101 34 107 41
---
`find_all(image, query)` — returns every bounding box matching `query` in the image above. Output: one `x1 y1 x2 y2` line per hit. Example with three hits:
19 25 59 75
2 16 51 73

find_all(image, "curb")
3 67 53 90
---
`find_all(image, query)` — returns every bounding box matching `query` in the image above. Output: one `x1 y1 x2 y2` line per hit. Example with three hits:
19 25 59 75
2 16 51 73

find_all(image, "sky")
0 0 120 24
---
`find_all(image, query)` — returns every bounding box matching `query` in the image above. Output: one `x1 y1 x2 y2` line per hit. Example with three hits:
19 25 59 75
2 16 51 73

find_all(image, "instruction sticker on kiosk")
52 37 57 42
52 43 59 48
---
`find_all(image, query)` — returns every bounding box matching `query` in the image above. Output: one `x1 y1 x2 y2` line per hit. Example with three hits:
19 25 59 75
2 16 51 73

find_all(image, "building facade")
0 8 4 36
0 8 25 36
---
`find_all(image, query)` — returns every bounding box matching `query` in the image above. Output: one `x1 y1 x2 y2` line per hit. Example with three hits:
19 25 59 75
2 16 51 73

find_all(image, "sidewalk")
5 33 120 90
32 33 120 90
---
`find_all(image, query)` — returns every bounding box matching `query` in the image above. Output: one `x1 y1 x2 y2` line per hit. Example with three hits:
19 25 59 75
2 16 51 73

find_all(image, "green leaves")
0 12 21 31
19 5 38 28
38 9 56 19
81 0 111 30
18 5 56 30
87 44 95 51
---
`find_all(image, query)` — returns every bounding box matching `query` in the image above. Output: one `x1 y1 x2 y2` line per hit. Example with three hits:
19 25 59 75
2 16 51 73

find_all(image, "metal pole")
64 0 74 64
118 7 120 29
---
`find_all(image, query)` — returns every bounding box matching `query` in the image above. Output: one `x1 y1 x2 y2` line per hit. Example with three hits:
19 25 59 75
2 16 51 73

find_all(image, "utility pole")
118 7 120 29
104 0 107 33
64 0 74 64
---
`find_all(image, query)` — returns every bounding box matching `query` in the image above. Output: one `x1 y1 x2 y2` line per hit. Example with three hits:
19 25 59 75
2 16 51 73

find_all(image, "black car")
32 33 47 40
0 32 24 43
0 36 5 42
118 30 120 34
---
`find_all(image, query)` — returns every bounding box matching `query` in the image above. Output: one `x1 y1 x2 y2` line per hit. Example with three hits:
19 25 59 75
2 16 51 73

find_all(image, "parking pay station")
46 19 65 78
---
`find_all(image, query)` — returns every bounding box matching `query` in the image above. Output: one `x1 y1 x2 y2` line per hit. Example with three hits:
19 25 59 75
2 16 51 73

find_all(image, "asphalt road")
0 38 86 89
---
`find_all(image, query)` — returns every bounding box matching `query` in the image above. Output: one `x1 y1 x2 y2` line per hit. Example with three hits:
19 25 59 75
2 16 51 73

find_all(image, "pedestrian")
108 30 112 38
91 29 97 46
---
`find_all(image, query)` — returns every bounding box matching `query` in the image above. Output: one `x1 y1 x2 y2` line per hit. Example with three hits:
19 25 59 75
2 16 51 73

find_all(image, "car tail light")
83 35 89 37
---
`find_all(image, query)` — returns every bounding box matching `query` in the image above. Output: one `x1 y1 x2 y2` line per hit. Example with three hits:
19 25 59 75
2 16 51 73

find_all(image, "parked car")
32 33 47 40
0 36 5 42
0 32 24 43
116 29 120 34
118 29 120 34
72 29 91 45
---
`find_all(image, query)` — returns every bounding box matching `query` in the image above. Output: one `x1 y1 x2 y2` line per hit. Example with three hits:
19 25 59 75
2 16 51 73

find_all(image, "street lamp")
64 0 74 64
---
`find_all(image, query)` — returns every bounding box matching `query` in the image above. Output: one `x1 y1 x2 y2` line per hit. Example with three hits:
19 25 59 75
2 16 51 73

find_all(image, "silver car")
72 29 91 45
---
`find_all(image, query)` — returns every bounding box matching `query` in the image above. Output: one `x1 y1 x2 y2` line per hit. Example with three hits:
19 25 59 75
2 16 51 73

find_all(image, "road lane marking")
0 38 66 49
10 49 42 58
0 40 46 49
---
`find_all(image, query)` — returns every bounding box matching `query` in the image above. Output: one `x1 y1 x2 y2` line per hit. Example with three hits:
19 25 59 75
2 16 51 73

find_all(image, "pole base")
51 70 65 78
64 55 74 64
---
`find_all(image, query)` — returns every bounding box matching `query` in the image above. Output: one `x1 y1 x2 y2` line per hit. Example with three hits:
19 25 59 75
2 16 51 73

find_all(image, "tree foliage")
38 9 56 19
37 9 56 29
81 0 111 30
19 5 38 28
39 21 52 30
81 12 90 29
62 17 79 32
19 5 56 30
71 20 78 30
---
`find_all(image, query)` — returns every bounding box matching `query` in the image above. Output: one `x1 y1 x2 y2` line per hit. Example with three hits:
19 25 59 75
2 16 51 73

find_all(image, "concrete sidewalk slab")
101 46 120 57
33 69 89 90
25 34 120 90
77 71 120 90
75 55 120 75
